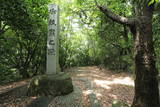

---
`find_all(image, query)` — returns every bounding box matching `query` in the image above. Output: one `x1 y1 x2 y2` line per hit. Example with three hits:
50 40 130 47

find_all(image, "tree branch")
1 23 7 31
97 6 135 26
0 23 9 35
93 0 135 26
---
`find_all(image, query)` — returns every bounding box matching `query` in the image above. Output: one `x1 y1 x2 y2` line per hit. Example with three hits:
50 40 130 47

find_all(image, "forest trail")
0 66 134 107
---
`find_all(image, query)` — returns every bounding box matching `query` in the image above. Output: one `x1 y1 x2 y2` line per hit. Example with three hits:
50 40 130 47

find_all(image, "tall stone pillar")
47 4 59 74
27 4 73 97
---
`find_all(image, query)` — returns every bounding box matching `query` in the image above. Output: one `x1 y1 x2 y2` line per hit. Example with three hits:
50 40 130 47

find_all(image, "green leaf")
148 0 155 6
76 0 85 5
155 0 159 3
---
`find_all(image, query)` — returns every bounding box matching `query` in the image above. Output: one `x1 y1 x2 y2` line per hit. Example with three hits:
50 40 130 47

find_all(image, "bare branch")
0 23 9 35
1 23 7 31
0 27 9 35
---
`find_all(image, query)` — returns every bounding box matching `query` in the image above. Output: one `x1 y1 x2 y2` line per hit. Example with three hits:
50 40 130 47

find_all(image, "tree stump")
27 73 73 97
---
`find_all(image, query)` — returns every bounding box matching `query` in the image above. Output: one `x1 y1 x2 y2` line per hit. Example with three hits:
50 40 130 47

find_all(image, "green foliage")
0 0 50 83
148 0 159 6
1 0 160 84
0 0 33 35
153 12 160 71
0 65 19 84
57 0 134 72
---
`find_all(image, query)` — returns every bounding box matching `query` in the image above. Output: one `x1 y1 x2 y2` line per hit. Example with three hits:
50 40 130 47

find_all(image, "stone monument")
47 4 59 74
27 4 73 97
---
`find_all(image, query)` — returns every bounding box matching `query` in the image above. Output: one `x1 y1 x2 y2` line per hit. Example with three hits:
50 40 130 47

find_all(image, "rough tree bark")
96 0 159 106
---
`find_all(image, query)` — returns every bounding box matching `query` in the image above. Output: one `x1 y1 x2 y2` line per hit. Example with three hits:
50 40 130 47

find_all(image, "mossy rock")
27 73 73 97
112 100 129 107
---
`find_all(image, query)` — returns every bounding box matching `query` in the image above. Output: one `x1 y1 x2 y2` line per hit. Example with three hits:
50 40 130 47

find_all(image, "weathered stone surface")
47 4 59 74
27 73 73 97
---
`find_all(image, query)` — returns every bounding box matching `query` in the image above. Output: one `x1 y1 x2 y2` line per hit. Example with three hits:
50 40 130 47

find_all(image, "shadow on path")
0 66 134 107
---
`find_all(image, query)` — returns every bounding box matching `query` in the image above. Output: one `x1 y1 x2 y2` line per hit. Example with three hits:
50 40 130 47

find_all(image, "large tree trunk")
97 0 160 106
131 2 159 107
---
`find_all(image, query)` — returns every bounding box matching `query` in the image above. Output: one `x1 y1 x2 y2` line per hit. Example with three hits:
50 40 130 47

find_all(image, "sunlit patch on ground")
71 66 134 107
82 90 94 95
94 76 134 89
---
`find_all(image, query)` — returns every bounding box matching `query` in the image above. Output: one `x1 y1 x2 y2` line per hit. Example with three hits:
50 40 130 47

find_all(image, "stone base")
27 73 73 97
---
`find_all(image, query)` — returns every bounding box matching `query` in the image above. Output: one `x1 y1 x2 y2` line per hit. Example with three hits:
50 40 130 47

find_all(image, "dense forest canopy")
0 0 159 79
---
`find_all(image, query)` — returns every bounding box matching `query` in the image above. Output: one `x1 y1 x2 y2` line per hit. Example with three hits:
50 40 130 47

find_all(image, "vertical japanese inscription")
48 5 57 55
47 4 59 74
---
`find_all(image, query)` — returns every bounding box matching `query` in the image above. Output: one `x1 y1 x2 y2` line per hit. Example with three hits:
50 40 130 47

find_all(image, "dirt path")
68 66 134 107
0 66 134 107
